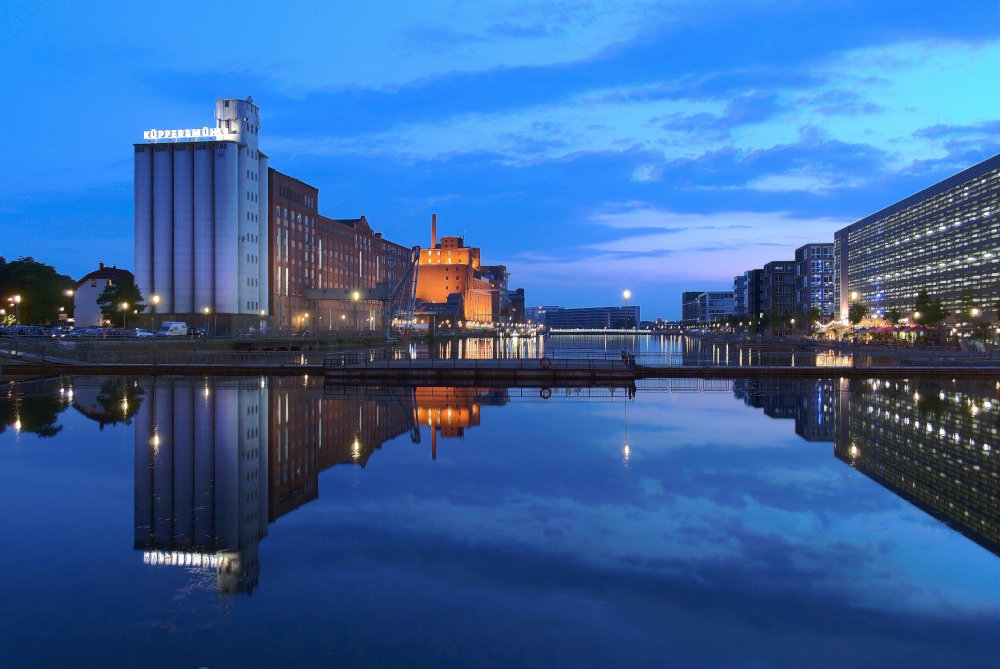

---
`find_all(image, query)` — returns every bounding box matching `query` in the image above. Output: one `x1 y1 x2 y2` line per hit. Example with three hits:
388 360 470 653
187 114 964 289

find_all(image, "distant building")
509 288 525 324
415 216 493 324
742 269 764 322
733 275 747 316
794 243 835 319
480 264 510 323
681 291 735 324
681 291 703 323
73 262 133 327
834 152 1000 320
525 305 561 325
761 261 795 320
543 305 639 329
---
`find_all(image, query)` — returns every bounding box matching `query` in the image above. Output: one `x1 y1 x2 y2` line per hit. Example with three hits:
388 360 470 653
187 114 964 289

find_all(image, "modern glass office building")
834 153 1000 320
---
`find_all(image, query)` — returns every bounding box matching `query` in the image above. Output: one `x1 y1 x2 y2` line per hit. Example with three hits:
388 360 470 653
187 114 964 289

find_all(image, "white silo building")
134 97 268 334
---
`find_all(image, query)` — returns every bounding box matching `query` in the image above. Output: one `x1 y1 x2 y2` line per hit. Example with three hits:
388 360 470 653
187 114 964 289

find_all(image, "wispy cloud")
272 37 1000 195
502 205 851 288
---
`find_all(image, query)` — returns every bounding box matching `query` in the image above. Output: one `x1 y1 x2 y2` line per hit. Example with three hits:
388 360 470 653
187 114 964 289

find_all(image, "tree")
885 307 902 328
848 302 869 326
0 256 75 324
805 305 823 330
958 288 980 321
96 275 146 325
913 289 949 327
96 380 145 426
0 393 71 438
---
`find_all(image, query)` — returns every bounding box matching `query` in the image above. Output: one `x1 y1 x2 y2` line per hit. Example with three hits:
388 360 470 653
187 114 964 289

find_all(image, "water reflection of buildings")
734 379 836 442
134 378 269 595
415 387 509 458
835 379 1000 556
133 378 503 595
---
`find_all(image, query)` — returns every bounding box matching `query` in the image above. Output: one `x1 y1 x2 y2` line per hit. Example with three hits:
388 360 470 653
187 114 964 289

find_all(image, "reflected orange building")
415 215 493 324
416 387 508 458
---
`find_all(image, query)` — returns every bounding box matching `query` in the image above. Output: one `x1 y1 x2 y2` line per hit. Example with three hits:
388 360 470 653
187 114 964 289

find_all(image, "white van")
156 322 188 337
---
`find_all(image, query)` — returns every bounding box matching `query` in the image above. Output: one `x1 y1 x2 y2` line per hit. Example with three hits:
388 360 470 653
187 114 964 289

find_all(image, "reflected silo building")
134 97 269 333
133 378 503 594
134 378 269 595
835 379 1000 555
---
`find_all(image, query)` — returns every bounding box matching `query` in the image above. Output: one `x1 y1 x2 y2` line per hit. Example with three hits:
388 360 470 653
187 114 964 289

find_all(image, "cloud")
267 36 1000 197
500 206 850 288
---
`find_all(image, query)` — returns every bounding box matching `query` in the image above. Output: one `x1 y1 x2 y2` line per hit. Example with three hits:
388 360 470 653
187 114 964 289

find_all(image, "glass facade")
835 154 1000 319
794 243 835 317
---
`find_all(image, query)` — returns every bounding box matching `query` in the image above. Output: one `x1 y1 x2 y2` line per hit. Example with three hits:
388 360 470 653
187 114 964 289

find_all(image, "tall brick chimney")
431 213 437 248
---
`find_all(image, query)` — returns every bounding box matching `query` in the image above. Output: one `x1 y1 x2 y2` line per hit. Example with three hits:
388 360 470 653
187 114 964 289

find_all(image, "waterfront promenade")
2 336 999 383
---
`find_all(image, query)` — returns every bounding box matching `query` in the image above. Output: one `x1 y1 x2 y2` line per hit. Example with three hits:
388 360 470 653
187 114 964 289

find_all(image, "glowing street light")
120 302 129 330
10 294 21 326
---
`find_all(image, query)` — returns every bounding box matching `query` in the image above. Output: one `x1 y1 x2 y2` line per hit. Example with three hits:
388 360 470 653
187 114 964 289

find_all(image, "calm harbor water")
3 373 1000 667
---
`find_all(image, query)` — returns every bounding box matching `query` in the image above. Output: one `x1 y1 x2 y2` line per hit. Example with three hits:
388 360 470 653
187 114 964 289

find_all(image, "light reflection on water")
2 374 1000 667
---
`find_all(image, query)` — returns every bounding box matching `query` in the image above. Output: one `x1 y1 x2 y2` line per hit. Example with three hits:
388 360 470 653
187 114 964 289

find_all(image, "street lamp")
352 291 361 348
623 290 631 329
850 291 859 301
149 294 160 365
203 307 210 335
11 295 21 326
120 302 129 330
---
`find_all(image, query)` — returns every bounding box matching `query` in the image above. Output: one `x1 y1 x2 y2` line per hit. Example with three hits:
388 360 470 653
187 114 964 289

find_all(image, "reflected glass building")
835 379 1000 555
734 378 836 442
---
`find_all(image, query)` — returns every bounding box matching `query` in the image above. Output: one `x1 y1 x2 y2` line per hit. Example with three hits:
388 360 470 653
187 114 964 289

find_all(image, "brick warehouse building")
415 216 494 325
268 168 411 334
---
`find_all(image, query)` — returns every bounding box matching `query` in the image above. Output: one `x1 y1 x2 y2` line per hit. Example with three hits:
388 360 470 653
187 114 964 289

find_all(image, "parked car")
156 322 188 336
189 327 208 338
130 328 155 338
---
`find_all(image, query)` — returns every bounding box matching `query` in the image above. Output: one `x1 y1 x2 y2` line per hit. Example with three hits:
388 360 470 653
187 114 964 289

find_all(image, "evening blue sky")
2 0 999 318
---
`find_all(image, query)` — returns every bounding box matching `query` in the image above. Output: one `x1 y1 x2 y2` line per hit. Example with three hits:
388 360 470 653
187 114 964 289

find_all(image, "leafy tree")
885 306 902 327
958 288 980 320
96 380 145 426
913 290 949 326
0 256 74 324
848 302 869 326
96 275 146 326
805 306 823 329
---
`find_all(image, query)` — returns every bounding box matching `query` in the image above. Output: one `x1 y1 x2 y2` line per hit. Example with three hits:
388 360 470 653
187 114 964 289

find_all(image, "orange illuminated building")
415 215 493 324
